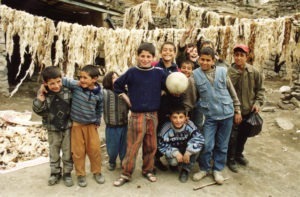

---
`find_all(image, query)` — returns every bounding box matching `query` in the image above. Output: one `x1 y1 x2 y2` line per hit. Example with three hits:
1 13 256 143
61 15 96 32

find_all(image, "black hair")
102 71 118 90
41 66 61 82
199 40 215 50
198 47 215 59
180 59 194 69
81 64 100 78
160 41 176 53
137 42 156 56
169 105 186 116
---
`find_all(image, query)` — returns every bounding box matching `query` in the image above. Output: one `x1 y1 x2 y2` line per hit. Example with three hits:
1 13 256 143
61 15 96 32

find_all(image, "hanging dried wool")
247 22 257 65
221 26 232 60
283 18 292 47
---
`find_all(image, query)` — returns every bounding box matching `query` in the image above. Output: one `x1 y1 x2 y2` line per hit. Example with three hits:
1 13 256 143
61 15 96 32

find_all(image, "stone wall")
0 26 9 96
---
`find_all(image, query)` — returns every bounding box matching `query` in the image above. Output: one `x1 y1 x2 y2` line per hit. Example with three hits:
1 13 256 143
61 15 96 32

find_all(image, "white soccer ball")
166 72 189 95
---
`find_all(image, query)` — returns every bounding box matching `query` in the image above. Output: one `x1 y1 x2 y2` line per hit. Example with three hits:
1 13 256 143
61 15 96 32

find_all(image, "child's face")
161 44 176 63
112 73 118 84
188 47 199 62
234 51 248 67
198 54 215 71
44 77 62 93
79 71 97 89
181 63 193 78
170 112 187 129
137 50 154 68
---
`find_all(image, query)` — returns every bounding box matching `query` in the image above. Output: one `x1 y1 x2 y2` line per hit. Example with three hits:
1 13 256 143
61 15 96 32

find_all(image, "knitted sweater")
114 66 166 112
158 120 204 158
102 89 129 127
62 78 103 125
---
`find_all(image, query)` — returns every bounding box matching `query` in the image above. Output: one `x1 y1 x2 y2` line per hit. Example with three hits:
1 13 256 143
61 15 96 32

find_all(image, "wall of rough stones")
0 26 9 96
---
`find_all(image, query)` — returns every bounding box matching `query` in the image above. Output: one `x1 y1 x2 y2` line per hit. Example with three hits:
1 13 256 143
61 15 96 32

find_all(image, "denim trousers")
199 116 233 172
105 125 127 165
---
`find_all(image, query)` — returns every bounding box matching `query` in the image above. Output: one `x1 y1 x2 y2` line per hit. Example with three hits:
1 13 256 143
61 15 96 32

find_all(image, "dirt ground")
0 79 299 197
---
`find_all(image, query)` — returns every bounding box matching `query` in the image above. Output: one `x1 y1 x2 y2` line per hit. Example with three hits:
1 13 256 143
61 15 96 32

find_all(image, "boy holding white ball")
184 47 241 184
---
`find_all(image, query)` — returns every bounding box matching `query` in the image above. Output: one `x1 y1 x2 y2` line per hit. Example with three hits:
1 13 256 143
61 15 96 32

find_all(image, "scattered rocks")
275 118 294 130
262 106 276 112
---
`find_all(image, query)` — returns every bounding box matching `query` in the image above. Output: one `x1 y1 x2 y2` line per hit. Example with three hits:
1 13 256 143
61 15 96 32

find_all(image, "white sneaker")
192 171 208 182
213 171 224 185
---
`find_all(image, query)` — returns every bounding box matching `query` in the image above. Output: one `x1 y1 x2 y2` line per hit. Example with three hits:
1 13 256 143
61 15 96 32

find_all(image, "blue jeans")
105 125 127 165
199 116 233 171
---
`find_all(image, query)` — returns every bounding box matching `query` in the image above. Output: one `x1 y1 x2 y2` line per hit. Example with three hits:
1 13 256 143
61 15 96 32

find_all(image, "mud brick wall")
0 26 9 96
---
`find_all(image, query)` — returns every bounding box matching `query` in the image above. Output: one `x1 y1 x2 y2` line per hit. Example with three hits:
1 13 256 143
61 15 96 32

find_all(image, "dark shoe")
77 176 87 187
94 173 105 184
179 169 189 183
227 160 239 173
236 156 249 166
154 159 168 171
107 163 116 171
48 173 61 186
63 173 73 187
169 165 179 172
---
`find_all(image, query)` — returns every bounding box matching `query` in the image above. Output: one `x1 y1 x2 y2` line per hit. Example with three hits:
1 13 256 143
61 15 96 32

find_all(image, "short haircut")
102 71 118 90
41 66 61 82
180 59 194 69
170 105 186 116
137 42 156 56
200 40 215 50
160 41 176 52
198 47 215 59
81 64 100 78
186 43 196 49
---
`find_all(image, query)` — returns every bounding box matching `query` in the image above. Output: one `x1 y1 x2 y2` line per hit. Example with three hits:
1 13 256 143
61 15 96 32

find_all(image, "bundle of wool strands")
166 72 189 95
123 1 154 30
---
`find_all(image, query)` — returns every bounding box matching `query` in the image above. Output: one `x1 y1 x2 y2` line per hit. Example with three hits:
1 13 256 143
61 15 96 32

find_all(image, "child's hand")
37 90 45 101
175 153 183 163
234 113 242 125
120 93 132 108
183 152 191 163
39 84 48 94
252 105 260 113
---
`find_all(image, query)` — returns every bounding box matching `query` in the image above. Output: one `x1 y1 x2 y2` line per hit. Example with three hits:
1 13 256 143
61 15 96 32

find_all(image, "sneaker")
48 173 61 186
77 176 87 187
227 160 238 173
93 173 105 184
236 156 249 166
107 163 116 171
213 171 224 185
154 159 168 171
192 171 208 182
179 169 189 183
63 173 74 187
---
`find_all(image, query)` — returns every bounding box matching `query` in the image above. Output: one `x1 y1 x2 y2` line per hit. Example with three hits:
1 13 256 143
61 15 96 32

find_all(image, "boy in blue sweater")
62 65 104 187
158 106 204 183
113 42 167 186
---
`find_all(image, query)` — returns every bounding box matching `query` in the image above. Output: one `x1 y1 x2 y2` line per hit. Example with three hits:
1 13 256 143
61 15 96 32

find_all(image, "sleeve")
62 77 79 89
157 123 180 158
114 70 129 95
183 76 198 113
95 90 103 126
226 75 241 113
254 70 265 107
32 97 47 116
186 121 205 155
228 66 241 87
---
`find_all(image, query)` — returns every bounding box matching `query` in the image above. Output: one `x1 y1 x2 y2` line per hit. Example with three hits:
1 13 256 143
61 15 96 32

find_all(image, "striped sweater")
102 89 129 127
62 78 103 125
158 120 204 158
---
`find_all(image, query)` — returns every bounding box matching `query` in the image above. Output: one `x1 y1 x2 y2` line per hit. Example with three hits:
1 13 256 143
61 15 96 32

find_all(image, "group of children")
33 36 264 187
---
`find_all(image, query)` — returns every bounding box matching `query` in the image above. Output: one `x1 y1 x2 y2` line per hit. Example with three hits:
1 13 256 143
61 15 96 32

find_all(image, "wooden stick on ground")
193 178 230 190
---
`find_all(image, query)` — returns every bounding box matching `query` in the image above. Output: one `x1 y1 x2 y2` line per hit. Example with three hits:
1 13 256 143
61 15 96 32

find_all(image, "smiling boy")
113 42 167 186
158 106 204 183
183 47 241 184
